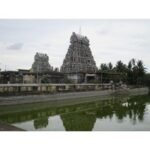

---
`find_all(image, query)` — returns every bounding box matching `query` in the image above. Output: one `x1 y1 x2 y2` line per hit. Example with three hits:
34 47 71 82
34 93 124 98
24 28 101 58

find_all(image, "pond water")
0 95 150 131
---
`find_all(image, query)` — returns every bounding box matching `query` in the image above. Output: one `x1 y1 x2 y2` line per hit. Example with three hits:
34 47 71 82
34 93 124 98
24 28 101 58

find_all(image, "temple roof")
75 33 85 40
71 32 89 44
35 52 48 58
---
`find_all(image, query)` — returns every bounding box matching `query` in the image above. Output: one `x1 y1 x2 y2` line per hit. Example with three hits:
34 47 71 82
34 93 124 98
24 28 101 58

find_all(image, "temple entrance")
85 74 96 83
40 75 52 83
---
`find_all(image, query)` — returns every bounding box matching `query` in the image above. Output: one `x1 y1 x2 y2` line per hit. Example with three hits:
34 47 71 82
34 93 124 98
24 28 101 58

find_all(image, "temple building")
61 32 97 83
31 52 53 73
0 34 124 84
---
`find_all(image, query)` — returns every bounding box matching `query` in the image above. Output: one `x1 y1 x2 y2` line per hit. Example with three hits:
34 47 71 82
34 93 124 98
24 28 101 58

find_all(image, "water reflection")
34 117 48 129
0 95 150 131
61 112 96 131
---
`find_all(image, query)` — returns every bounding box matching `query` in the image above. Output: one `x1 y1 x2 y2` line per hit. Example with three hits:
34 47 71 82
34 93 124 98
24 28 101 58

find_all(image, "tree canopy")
99 58 146 85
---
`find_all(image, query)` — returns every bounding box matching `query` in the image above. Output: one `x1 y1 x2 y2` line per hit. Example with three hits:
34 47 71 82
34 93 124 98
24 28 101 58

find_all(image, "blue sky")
0 19 150 72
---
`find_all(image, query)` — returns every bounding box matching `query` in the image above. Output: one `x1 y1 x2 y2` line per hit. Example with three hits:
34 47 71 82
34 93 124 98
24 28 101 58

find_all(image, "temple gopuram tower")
31 52 53 73
61 32 97 83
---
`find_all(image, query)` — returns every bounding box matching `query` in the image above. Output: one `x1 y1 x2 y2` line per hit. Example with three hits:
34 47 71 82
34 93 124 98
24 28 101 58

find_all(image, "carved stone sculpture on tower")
61 32 97 73
31 52 52 73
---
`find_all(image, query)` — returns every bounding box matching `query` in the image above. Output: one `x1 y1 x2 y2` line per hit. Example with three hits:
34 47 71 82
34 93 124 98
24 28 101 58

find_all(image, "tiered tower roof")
61 32 97 73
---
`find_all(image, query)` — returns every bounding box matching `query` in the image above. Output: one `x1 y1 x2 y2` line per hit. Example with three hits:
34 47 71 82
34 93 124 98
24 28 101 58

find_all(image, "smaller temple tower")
31 52 53 73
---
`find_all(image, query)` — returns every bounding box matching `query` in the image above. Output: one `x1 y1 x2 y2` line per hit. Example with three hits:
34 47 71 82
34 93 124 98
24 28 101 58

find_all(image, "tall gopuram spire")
61 32 97 73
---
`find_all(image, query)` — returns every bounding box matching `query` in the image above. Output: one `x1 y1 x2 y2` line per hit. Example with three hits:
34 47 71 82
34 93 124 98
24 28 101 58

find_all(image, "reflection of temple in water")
61 112 96 131
0 95 149 130
34 117 48 129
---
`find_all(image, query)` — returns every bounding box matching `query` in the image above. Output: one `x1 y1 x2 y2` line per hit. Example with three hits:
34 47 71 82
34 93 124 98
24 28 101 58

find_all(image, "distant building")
18 69 30 74
31 52 53 73
0 71 22 84
0 70 64 84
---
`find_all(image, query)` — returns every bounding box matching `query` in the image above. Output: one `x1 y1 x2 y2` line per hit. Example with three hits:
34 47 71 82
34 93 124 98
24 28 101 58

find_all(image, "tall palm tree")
128 61 132 70
131 58 136 67
116 60 127 73
100 63 109 71
137 60 145 76
127 59 146 85
108 62 113 70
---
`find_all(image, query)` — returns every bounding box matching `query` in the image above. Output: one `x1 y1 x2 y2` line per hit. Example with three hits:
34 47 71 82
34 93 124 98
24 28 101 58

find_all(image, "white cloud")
7 42 23 50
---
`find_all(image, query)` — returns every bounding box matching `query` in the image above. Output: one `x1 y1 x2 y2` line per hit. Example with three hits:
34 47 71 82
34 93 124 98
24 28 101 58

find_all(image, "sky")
0 19 150 72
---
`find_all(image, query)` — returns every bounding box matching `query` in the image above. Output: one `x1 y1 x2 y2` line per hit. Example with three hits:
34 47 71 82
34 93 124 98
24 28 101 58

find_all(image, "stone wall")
0 85 148 105
0 83 114 96
23 74 35 83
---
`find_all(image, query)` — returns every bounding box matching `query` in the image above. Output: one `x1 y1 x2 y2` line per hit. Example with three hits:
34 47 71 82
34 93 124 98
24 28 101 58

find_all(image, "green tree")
100 63 109 71
127 59 146 85
137 60 145 76
99 62 113 72
128 61 132 70
108 62 113 70
115 60 127 73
